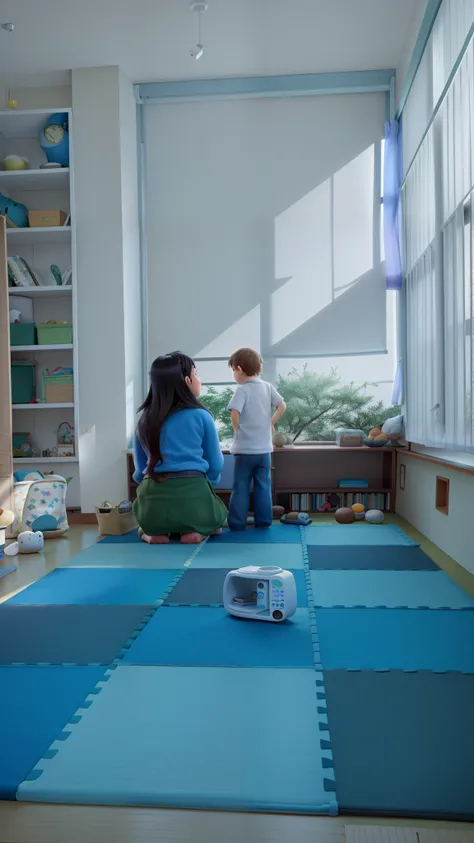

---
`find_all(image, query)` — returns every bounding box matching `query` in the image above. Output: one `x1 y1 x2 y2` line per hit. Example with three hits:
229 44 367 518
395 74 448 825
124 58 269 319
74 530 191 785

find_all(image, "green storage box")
42 369 74 403
10 322 37 346
37 323 73 345
11 361 36 404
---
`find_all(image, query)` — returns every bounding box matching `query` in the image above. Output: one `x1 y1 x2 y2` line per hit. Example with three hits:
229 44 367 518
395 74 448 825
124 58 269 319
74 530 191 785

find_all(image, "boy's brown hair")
228 348 263 377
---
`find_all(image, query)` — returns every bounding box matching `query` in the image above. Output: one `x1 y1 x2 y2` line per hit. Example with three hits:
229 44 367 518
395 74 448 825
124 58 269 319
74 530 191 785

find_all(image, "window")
404 26 474 451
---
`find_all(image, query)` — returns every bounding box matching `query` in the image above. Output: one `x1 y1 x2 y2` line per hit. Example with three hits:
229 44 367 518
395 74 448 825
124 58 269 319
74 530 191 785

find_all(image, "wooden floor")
0 516 473 843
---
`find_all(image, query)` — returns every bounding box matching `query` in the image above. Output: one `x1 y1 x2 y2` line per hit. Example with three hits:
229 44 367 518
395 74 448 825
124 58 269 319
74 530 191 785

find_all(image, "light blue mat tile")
59 543 195 569
193 542 304 569
310 570 474 609
6 568 179 606
18 665 337 814
122 607 315 668
315 608 474 673
305 525 419 547
211 524 302 543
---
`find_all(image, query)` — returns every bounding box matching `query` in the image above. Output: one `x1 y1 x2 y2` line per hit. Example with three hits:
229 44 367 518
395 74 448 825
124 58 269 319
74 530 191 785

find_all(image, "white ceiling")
0 0 420 88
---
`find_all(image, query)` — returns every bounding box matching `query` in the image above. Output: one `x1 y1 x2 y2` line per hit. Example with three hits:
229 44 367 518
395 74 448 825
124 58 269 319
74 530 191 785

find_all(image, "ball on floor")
351 503 365 521
335 507 354 524
365 509 384 524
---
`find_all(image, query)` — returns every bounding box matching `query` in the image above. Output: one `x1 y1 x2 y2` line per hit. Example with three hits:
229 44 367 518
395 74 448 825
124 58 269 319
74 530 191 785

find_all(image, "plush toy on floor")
0 509 15 561
280 511 312 526
4 530 44 557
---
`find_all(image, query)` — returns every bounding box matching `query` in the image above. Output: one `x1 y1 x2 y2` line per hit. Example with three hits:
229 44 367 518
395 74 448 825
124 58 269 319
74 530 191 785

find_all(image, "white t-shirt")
228 378 283 455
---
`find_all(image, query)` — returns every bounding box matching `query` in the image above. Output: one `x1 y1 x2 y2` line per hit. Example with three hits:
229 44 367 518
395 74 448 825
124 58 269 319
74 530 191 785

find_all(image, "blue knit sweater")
133 408 223 485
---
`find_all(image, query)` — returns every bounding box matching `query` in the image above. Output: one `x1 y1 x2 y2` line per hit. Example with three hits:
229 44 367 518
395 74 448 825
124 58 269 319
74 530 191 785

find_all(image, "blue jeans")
228 453 272 530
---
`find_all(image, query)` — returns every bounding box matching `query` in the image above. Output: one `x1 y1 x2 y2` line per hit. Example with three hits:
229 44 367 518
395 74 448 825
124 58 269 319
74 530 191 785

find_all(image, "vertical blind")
404 22 474 450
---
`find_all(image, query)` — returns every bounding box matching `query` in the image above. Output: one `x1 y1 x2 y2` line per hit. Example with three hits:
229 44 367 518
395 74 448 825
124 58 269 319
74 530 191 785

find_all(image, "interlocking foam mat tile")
0 605 151 665
323 670 474 820
122 607 316 668
59 543 195 569
100 530 141 543
210 525 303 543
6 568 180 606
164 567 308 607
307 545 439 571
0 665 106 800
0 565 17 579
305 525 419 547
17 665 336 813
310 570 474 609
315 607 474 672
193 541 305 569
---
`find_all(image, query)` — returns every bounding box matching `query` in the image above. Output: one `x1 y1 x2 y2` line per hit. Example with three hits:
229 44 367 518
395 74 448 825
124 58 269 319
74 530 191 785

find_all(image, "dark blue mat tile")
164 568 308 607
0 665 106 800
101 530 141 544
324 670 474 820
308 545 438 571
0 605 151 665
6 568 180 606
315 608 474 672
210 525 302 543
122 607 315 668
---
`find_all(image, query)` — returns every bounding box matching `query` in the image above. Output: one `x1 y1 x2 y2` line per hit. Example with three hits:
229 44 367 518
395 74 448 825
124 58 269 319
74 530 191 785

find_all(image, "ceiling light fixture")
1 23 15 32
189 1 207 61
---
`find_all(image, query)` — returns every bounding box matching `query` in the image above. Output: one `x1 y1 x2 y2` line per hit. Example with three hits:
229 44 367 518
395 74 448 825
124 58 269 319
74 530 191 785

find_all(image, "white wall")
396 0 428 106
72 66 141 511
119 71 142 445
0 85 72 110
396 455 474 574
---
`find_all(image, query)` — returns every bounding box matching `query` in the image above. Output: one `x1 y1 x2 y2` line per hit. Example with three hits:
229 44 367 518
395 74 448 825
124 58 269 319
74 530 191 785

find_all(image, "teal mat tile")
18 665 336 813
310 570 474 609
193 542 304 569
6 568 180 606
211 524 302 543
59 543 195 569
305 525 419 547
324 670 474 820
307 546 438 571
122 607 315 668
315 608 474 672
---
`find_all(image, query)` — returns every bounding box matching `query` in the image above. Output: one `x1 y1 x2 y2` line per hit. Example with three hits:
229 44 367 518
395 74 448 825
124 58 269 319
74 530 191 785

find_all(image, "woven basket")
95 500 136 536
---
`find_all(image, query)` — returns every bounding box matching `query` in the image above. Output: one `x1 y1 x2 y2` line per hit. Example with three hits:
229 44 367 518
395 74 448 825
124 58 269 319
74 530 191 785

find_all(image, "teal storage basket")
11 360 36 404
10 322 37 346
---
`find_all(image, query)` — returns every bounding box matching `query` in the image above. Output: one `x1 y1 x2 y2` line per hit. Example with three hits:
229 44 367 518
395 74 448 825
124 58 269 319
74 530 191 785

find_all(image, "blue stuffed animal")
0 193 29 227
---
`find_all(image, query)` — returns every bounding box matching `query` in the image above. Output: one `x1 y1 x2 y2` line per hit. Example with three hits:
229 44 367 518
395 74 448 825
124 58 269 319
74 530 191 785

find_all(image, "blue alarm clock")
39 113 69 167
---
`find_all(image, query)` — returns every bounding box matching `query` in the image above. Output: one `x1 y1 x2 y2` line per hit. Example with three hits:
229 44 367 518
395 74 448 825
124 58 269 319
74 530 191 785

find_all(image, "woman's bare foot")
140 532 170 544
180 532 206 544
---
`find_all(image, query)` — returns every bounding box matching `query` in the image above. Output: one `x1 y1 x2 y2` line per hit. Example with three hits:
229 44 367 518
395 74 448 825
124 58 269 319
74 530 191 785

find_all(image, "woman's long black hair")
137 352 209 479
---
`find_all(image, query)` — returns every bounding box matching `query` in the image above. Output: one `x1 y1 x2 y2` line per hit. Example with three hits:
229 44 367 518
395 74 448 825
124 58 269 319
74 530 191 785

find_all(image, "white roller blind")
143 93 387 369
433 0 474 102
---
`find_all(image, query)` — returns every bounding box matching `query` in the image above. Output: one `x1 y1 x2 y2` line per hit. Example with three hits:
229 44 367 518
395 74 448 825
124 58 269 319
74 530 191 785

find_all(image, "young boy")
227 348 286 530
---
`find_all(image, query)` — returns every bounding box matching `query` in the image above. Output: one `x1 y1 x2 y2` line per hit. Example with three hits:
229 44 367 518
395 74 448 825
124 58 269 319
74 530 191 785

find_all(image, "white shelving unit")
2 108 79 504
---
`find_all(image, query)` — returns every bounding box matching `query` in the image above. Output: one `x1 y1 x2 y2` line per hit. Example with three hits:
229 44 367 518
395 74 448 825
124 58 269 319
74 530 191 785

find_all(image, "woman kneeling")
133 352 227 544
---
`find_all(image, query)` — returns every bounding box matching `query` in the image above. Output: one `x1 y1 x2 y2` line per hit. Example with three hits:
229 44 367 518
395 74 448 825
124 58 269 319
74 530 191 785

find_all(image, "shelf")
13 457 78 464
11 344 73 352
12 403 74 410
0 168 69 191
9 286 72 297
0 108 70 139
7 227 71 245
277 487 391 494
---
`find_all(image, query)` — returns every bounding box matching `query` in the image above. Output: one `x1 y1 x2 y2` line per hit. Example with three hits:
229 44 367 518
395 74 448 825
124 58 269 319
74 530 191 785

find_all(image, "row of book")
288 492 391 512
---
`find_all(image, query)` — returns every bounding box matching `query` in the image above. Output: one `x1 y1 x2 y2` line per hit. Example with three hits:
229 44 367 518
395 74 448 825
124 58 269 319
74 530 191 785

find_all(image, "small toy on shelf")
2 155 29 171
57 421 75 457
39 113 69 167
382 414 404 444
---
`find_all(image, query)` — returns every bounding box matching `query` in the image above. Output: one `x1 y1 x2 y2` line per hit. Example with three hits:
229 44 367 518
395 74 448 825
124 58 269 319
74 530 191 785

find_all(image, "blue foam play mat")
3 521 474 820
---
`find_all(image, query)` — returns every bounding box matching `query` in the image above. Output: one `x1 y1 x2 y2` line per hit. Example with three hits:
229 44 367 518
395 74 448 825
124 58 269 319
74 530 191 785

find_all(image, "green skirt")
133 476 228 537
